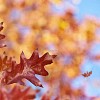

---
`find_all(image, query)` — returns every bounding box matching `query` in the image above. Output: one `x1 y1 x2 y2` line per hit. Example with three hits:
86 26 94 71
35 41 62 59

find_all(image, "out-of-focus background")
0 0 100 99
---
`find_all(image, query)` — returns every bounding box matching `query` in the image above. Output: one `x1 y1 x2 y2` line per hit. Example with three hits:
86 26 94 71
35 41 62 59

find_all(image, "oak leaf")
0 22 6 48
82 71 92 77
0 22 3 31
0 85 38 100
0 49 56 87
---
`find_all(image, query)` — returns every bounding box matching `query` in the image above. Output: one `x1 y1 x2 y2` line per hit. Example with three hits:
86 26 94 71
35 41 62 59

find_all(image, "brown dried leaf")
82 71 92 77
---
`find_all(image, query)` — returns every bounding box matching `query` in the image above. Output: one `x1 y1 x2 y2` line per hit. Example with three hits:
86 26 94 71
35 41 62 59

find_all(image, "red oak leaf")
0 53 13 71
0 22 3 31
0 86 38 100
0 34 6 48
0 49 56 87
0 22 6 48
82 71 92 77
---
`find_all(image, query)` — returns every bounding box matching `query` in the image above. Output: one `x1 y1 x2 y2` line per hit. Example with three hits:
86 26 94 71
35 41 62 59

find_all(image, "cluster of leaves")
0 22 56 99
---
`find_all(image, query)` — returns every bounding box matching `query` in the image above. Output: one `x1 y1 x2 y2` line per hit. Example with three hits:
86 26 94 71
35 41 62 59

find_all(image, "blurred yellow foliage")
0 0 100 99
